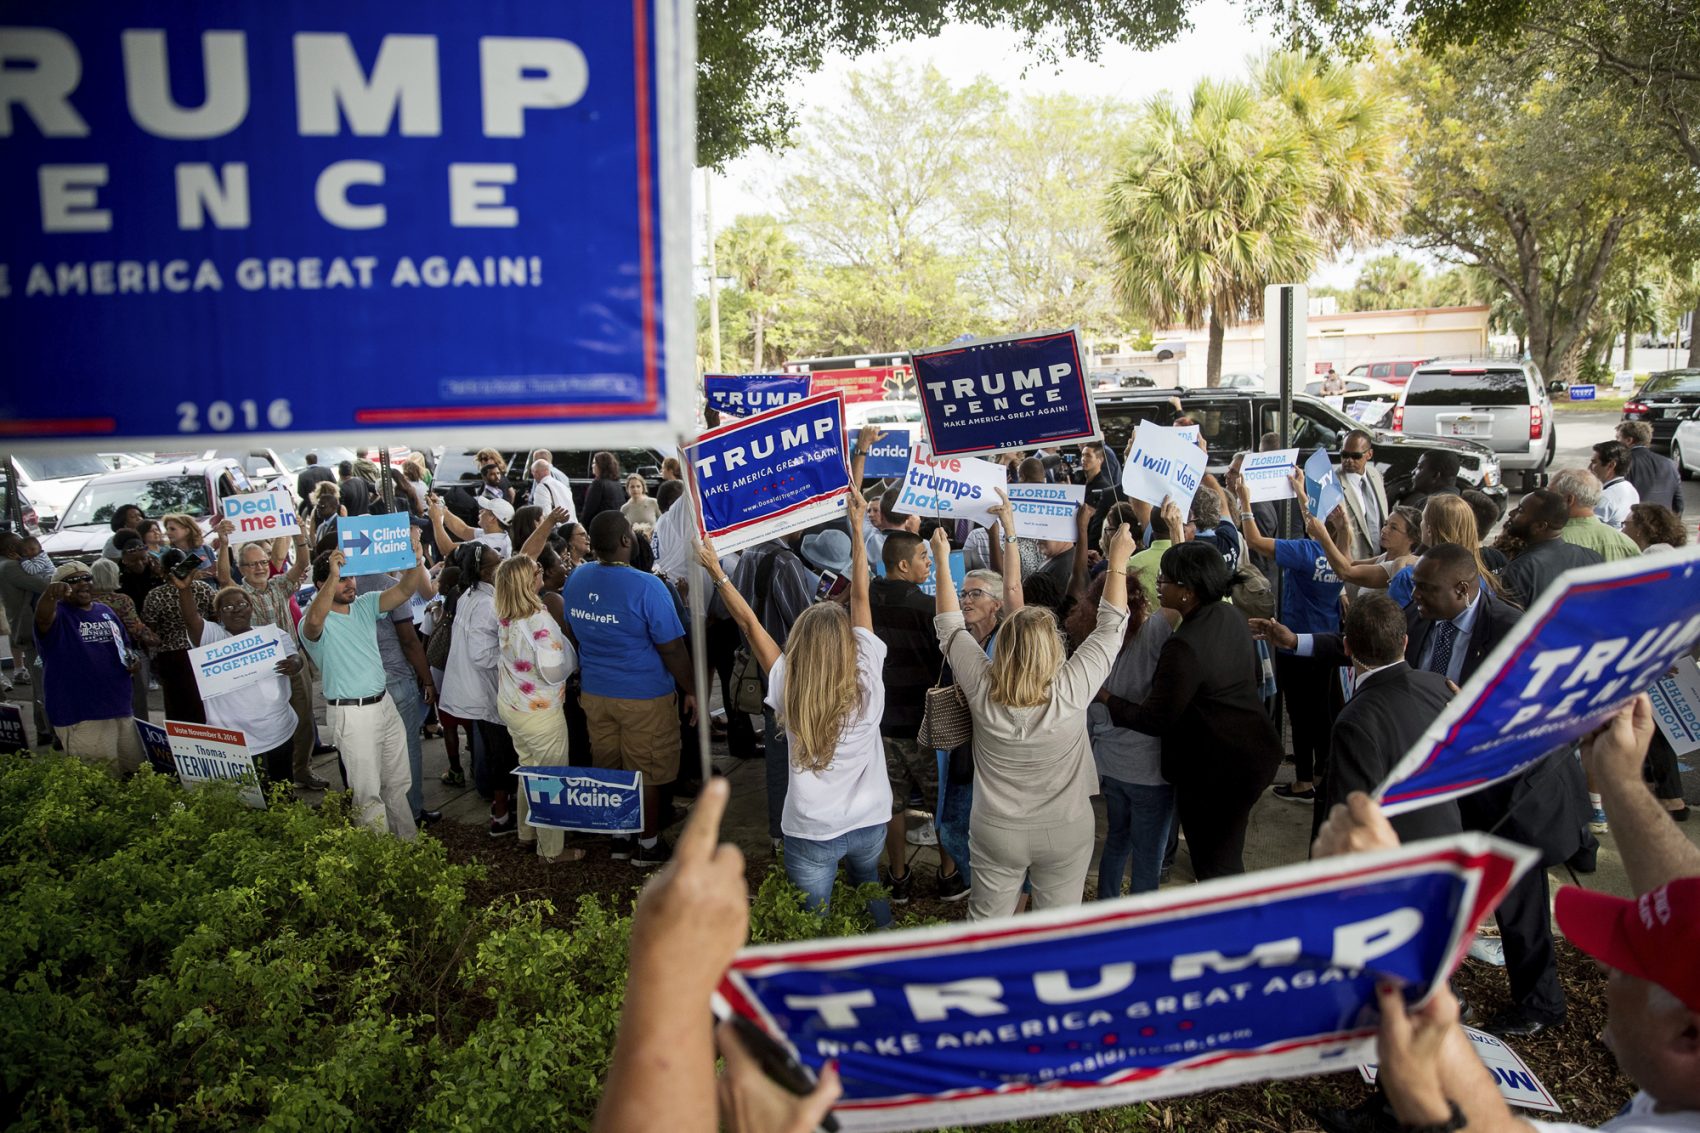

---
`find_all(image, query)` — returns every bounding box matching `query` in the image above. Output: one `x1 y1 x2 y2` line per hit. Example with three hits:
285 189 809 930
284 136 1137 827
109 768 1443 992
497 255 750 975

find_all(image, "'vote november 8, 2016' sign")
1376 548 1700 814
1 0 695 450
688 392 852 556
911 329 1100 458
717 836 1534 1132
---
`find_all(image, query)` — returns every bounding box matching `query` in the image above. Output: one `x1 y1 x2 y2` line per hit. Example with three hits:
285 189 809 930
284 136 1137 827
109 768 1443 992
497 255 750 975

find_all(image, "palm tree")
715 214 799 369
1104 79 1319 385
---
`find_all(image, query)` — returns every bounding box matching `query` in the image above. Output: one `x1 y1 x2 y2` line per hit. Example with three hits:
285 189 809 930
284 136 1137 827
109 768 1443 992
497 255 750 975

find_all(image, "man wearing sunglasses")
33 561 144 775
1336 429 1389 588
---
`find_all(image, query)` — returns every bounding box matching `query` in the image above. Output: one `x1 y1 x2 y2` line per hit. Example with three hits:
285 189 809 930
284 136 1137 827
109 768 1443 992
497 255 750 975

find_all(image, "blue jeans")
385 674 425 817
783 823 892 927
763 707 789 841
1097 777 1174 899
936 777 975 886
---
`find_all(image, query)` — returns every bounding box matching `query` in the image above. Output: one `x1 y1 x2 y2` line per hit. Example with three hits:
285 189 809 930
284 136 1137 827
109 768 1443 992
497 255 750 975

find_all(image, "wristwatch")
1397 1102 1467 1133
1002 536 1018 546
714 575 732 588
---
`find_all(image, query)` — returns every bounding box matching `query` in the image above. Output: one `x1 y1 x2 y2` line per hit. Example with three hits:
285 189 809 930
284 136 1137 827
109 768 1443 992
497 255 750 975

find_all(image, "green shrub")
0 755 935 1131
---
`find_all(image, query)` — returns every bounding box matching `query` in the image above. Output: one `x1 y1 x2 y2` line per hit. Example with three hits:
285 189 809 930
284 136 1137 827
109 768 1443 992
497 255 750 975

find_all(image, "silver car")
1392 360 1555 488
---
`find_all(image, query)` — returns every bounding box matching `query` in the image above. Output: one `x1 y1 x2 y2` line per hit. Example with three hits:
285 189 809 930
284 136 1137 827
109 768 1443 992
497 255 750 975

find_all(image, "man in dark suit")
1257 542 1590 1038
1499 488 1603 610
296 452 335 502
1322 595 1460 843
1616 419 1684 514
1080 442 1118 548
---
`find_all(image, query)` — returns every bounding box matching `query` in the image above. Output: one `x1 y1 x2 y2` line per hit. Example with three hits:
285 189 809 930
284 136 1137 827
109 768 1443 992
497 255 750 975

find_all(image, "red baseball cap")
1554 879 1700 1013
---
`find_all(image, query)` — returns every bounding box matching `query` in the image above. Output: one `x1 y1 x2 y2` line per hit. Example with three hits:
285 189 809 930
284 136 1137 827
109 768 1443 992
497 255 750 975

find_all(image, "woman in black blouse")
578 452 628 525
1103 541 1282 880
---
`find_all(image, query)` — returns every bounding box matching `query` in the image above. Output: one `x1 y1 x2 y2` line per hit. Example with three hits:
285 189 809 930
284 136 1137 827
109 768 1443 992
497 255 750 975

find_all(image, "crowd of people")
3 412 1697 1132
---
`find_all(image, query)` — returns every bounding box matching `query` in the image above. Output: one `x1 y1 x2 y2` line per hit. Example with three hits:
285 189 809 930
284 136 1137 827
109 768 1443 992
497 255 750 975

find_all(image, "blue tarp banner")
687 392 852 555
911 329 1100 457
1377 548 1700 814
716 836 1536 1132
705 374 813 418
862 428 918 479
336 513 415 576
517 765 643 833
0 0 695 450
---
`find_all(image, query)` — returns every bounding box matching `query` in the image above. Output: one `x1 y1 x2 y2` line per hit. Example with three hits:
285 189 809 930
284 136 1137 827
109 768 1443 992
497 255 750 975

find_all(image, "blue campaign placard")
1567 385 1597 401
1303 447 1344 520
1378 548 1700 815
717 836 1535 1132
861 428 917 479
0 703 26 753
336 512 415 576
135 717 175 774
705 374 813 418
0 0 694 450
911 328 1099 457
517 766 643 832
687 392 852 555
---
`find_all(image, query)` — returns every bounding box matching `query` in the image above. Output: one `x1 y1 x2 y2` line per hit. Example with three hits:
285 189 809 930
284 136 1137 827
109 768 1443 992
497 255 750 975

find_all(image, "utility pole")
705 169 722 371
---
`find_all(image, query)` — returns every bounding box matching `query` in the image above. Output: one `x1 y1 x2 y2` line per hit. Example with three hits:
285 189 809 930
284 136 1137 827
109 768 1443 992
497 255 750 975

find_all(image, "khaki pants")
583 692 679 786
502 702 569 859
287 666 315 780
57 716 145 778
326 697 417 839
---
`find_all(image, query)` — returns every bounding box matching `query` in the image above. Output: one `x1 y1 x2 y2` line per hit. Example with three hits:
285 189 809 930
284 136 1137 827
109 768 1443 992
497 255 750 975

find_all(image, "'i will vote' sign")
911 328 1099 458
688 392 852 555
716 835 1535 1132
1377 547 1700 814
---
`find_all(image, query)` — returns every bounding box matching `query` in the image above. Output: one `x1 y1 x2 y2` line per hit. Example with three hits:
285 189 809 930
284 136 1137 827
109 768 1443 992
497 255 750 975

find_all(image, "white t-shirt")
765 627 893 841
1533 1094 1700 1131
199 622 299 753
475 530 512 557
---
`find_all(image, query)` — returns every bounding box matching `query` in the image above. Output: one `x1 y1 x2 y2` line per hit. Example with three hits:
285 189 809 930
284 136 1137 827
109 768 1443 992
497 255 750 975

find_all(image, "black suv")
1087 388 1509 513
433 448 667 515
1623 369 1700 454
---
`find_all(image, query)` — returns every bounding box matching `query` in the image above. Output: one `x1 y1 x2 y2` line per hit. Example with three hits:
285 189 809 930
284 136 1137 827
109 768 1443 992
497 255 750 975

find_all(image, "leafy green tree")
958 92 1129 335
1396 49 1680 382
1105 55 1399 385
694 0 1194 166
1345 253 1428 310
715 214 801 368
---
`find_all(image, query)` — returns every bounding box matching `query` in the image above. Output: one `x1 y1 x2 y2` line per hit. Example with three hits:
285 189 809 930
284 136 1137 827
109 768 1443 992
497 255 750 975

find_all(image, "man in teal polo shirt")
299 535 426 838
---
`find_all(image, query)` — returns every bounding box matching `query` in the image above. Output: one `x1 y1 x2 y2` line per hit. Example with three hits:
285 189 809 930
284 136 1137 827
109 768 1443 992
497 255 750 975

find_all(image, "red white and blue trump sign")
715 836 1535 1131
687 392 852 555
1376 548 1700 815
910 328 1099 458
705 374 813 419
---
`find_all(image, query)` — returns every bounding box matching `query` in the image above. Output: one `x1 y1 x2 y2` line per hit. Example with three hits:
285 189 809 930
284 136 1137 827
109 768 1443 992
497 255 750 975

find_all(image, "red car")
1345 358 1431 388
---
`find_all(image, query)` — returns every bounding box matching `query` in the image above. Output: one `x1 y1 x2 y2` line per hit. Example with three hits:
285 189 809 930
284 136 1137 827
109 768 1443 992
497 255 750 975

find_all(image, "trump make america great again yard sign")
715 835 1535 1132
0 0 696 450
1376 547 1700 815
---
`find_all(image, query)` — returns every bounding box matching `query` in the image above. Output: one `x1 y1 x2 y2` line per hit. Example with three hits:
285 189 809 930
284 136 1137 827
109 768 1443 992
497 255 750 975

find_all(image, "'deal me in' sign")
717 836 1534 1133
0 0 695 450
911 329 1100 458
687 392 851 556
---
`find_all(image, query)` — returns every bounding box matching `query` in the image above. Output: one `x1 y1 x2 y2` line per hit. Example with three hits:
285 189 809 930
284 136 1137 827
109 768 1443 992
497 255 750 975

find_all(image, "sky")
693 0 1377 293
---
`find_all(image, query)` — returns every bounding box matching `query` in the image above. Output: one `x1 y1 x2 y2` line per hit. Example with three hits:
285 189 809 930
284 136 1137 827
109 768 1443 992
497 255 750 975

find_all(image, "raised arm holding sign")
1120 422 1206 515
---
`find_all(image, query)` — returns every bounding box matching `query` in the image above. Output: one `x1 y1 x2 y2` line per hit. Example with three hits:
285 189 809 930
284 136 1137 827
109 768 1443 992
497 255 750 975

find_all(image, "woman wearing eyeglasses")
1101 541 1283 880
174 572 303 785
932 518 1137 919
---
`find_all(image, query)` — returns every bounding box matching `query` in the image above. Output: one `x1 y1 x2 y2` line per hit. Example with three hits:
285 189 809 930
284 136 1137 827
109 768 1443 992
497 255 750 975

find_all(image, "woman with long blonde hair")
1385 493 1504 607
491 553 583 862
696 492 893 926
933 517 1137 920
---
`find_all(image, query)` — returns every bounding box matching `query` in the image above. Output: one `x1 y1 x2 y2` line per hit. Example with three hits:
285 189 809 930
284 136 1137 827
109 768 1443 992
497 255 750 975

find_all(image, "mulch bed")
431 820 1631 1129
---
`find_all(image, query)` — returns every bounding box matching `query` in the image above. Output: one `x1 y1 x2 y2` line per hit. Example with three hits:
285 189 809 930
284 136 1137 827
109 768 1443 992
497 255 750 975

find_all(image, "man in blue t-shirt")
562 512 697 867
34 562 143 775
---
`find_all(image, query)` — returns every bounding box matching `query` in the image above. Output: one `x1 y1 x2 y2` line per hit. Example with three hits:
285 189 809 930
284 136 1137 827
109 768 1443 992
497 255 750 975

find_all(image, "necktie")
1427 620 1458 677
